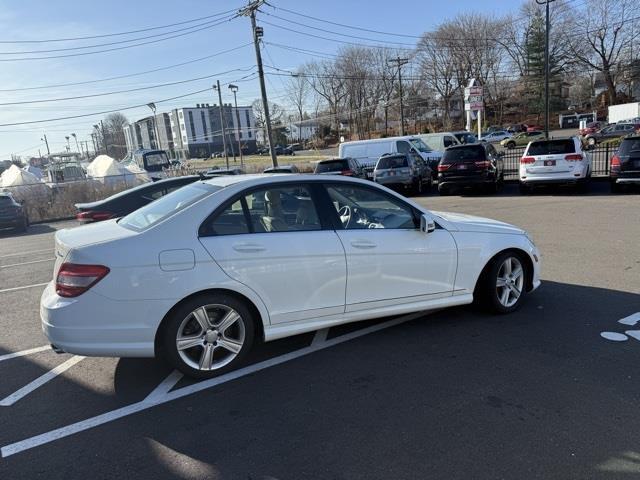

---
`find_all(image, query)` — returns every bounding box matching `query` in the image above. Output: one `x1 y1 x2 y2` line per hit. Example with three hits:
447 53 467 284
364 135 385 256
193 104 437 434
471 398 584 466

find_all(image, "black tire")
161 293 256 379
506 142 516 149
519 183 531 195
474 250 529 314
438 184 450 196
610 181 622 193
576 177 590 194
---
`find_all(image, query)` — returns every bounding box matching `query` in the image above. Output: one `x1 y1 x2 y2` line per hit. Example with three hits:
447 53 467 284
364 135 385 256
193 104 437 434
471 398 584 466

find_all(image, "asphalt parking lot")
0 182 639 480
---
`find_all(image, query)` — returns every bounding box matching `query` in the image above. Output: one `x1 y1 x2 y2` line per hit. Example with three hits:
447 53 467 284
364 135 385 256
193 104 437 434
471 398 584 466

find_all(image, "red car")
526 124 544 132
579 121 605 136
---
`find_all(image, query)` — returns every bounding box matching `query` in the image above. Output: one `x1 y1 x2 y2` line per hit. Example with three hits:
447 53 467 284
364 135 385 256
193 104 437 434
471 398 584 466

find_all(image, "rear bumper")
40 282 172 357
375 176 414 188
520 165 589 185
438 173 496 187
614 178 640 184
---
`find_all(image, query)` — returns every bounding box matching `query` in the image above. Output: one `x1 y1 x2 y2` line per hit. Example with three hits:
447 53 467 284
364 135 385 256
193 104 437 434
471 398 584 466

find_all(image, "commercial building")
125 103 257 159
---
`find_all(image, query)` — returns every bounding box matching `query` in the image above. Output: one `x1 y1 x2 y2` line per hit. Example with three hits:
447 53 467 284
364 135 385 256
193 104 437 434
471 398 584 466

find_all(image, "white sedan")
42 175 541 378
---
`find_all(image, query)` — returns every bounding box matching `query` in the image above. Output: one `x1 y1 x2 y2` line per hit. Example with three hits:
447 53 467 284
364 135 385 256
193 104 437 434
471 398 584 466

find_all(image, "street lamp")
70 133 80 157
65 136 70 152
147 102 160 150
228 84 244 169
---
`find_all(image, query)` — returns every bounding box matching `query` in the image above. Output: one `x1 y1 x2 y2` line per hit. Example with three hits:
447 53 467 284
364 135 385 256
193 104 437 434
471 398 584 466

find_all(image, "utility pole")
536 0 556 139
239 0 278 167
388 57 409 136
41 134 50 156
213 80 230 169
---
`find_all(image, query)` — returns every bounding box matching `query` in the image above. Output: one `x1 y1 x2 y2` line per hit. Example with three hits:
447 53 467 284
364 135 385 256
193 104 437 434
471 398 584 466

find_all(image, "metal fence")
500 144 616 180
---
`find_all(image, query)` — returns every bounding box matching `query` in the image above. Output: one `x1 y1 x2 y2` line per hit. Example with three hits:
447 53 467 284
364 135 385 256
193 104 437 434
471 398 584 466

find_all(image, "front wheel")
475 252 528 314
162 293 256 379
506 142 515 149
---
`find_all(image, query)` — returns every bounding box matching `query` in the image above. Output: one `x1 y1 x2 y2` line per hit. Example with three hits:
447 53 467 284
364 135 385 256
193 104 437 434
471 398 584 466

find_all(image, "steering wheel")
338 205 351 228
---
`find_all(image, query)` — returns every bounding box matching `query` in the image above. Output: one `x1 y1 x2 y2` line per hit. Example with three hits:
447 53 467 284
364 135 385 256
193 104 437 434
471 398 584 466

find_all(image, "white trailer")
608 102 640 123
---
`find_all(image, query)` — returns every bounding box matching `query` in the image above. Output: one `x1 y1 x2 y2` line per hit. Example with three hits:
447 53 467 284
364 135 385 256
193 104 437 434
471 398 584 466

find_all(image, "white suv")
519 137 592 194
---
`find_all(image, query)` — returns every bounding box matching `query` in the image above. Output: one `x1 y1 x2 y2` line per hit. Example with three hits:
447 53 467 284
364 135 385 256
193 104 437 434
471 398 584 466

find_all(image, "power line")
0 15 237 62
0 67 255 106
0 7 240 44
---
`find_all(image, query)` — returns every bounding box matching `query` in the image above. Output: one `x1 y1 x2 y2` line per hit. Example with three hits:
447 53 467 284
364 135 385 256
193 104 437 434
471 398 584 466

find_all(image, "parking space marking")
0 356 84 407
601 332 628 342
0 346 51 363
0 249 52 259
625 331 640 342
1 310 426 458
618 313 640 327
311 328 329 346
0 282 48 294
1 258 55 269
143 370 183 404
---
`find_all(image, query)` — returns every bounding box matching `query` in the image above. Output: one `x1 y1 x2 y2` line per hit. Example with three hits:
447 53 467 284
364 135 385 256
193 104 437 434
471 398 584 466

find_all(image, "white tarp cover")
87 155 140 186
1 164 41 186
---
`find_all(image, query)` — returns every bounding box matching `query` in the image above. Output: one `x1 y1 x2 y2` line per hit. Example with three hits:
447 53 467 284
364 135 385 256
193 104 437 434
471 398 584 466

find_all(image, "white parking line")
618 312 640 327
1 258 55 269
0 345 51 363
0 249 52 259
0 282 49 294
1 311 427 458
143 370 183 404
0 356 84 407
311 328 329 346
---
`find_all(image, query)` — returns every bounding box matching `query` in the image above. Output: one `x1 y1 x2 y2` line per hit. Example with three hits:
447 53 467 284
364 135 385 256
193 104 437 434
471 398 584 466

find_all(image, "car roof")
445 143 486 150
317 157 349 163
201 173 371 189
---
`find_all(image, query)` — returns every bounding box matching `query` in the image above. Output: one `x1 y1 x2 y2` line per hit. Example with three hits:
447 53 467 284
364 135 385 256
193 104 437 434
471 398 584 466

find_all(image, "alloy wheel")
176 304 245 371
496 256 524 308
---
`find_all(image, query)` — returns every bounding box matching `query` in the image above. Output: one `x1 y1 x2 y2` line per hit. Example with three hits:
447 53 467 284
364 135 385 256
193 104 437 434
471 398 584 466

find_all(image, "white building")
125 103 257 159
286 121 320 142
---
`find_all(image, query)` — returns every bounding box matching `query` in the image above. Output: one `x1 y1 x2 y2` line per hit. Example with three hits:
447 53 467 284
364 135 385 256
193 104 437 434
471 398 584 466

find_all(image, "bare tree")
103 112 128 160
303 60 347 133
285 72 309 142
568 0 640 105
252 99 284 145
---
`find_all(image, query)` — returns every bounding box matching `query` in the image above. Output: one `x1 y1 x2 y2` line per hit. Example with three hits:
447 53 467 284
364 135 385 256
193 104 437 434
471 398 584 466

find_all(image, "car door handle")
232 242 266 253
350 240 377 249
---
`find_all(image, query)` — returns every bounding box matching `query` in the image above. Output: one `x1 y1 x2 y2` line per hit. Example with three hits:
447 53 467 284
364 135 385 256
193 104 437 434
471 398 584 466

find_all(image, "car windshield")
527 140 575 156
619 138 640 156
441 145 485 164
316 160 348 173
377 155 408 169
119 182 218 231
410 139 432 153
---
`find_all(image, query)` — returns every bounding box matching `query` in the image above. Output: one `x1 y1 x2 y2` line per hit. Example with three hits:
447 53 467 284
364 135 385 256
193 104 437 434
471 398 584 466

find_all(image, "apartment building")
125 104 257 159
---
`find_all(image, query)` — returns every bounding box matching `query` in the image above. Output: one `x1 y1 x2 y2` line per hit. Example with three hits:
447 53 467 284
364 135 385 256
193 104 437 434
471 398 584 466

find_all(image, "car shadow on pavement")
2 281 640 479
0 223 56 238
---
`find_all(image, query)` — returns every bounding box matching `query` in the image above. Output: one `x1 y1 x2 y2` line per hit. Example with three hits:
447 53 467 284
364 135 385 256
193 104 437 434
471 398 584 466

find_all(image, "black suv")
314 157 367 178
437 143 504 195
610 135 640 192
0 192 29 232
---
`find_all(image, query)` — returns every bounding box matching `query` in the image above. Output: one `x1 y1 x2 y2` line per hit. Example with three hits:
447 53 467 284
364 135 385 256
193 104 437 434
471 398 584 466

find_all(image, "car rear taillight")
474 161 490 169
56 263 110 298
610 154 621 175
341 169 354 176
437 164 450 172
76 211 115 222
565 154 583 161
520 156 535 164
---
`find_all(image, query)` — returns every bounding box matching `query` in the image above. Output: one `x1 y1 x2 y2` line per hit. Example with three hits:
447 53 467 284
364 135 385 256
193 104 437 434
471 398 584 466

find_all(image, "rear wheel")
519 183 531 195
438 184 451 196
475 251 528 314
506 142 516 149
162 293 256 379
587 137 596 146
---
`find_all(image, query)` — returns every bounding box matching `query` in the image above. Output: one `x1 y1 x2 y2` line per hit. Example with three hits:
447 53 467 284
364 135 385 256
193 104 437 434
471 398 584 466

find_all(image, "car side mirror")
420 213 436 234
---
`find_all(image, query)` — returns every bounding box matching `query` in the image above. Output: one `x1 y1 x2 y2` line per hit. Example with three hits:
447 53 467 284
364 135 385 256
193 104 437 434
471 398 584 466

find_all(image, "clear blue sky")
0 0 522 158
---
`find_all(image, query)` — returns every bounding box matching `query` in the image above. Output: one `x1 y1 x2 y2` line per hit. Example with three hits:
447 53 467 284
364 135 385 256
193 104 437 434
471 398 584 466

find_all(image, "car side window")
208 200 250 236
325 184 418 230
244 185 321 233
396 141 411 154
444 136 455 147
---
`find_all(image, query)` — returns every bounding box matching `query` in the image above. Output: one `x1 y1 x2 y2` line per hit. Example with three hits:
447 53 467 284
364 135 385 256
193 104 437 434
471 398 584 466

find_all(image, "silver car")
373 153 432 195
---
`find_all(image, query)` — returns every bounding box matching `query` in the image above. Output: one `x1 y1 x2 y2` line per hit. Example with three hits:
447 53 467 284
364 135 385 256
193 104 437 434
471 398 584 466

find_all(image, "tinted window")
0 196 13 205
119 183 217 231
326 184 416 230
376 155 408 169
316 160 348 173
209 200 249 235
396 141 411 154
441 145 486 164
527 140 575 156
443 136 456 147
619 138 640 156
244 186 320 233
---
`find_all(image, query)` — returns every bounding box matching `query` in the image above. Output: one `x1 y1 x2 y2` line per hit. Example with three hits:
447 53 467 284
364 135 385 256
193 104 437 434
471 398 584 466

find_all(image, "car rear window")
316 159 348 173
619 138 640 156
527 140 575 156
0 196 12 205
441 145 486 164
376 156 408 169
119 182 219 232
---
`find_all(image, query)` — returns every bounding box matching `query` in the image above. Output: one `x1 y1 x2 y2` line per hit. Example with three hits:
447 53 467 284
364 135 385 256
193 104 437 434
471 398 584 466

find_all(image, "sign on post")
464 86 484 111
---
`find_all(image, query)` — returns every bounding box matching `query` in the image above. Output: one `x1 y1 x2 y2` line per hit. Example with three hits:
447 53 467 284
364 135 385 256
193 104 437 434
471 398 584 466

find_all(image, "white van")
417 133 462 152
338 136 442 173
